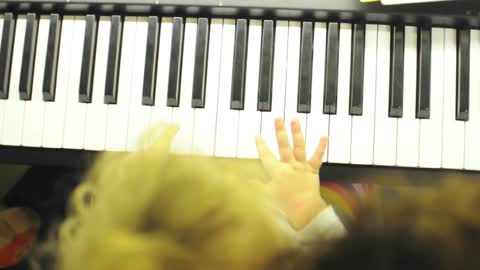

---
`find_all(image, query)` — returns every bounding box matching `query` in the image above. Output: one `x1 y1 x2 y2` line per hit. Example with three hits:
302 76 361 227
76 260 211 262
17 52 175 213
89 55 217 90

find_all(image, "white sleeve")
271 204 346 243
271 204 346 269
295 205 347 247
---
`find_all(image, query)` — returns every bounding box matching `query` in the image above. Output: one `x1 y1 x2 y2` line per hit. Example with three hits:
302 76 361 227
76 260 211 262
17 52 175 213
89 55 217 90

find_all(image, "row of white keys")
419 28 444 168
42 16 74 148
442 28 465 169
306 22 329 162
0 16 4 142
21 16 176 151
374 25 396 166
22 16 48 147
214 19 238 157
284 21 306 147
350 24 377 165
236 19 262 158
465 30 480 170
328 23 352 163
126 17 150 151
83 16 110 150
171 18 197 154
2 15 26 145
2 16 477 172
192 18 222 156
260 21 288 159
63 16 87 149
396 26 420 167
105 16 137 151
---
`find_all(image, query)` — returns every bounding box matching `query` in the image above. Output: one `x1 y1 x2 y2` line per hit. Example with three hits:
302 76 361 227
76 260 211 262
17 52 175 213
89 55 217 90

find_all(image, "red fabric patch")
0 226 38 268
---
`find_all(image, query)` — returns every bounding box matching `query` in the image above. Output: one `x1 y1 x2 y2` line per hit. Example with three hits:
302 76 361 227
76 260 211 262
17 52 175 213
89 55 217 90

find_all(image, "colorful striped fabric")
320 182 376 225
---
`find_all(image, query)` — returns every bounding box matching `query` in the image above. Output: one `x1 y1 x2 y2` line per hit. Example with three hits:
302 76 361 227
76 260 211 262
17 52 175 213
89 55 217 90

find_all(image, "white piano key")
0 16 4 144
0 15 2 43
373 25 397 166
419 28 444 168
396 26 420 167
170 18 197 154
351 24 377 165
283 21 307 149
465 29 480 171
63 17 87 149
22 15 49 147
328 23 352 164
214 19 238 158
442 28 464 169
126 17 151 151
192 18 223 156
83 16 110 151
105 17 137 151
237 19 261 158
260 20 288 159
42 16 74 148
2 16 26 146
306 22 329 162
150 17 173 126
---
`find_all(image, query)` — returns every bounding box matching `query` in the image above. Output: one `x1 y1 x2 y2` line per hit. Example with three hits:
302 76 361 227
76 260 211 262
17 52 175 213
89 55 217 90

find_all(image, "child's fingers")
308 136 328 173
291 119 306 162
256 135 278 174
140 123 180 155
274 117 294 162
152 124 180 152
135 124 180 172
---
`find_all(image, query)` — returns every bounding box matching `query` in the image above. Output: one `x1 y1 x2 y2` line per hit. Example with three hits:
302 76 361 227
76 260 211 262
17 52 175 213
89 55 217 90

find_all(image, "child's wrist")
287 194 328 230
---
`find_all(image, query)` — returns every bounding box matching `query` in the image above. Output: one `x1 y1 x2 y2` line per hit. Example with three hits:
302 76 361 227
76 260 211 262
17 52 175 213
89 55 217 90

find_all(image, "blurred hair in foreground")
315 177 480 270
51 124 295 270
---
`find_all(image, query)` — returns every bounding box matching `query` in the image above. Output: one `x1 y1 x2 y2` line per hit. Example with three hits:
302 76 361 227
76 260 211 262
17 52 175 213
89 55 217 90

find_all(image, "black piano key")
79 15 98 103
416 26 432 119
297 21 313 113
0 13 15 99
104 15 122 104
43 14 61 102
231 19 248 110
166 17 184 107
323 22 340 115
191 17 209 108
19 13 38 101
257 20 274 112
389 25 405 118
349 23 365 116
456 28 470 121
142 16 160 106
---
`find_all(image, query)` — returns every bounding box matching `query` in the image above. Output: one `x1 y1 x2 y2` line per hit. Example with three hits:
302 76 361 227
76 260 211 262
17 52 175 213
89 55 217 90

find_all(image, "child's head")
55 126 293 270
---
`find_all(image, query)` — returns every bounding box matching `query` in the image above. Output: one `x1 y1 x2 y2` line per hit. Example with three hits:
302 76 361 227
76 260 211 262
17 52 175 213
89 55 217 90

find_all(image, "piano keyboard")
0 13 479 171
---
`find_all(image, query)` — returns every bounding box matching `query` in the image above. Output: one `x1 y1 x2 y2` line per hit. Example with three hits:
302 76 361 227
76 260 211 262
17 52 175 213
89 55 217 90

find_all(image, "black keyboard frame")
0 0 480 28
1 145 479 183
1 0 480 175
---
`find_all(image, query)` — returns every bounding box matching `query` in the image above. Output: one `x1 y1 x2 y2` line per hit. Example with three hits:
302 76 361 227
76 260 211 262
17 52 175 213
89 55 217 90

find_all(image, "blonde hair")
55 128 293 270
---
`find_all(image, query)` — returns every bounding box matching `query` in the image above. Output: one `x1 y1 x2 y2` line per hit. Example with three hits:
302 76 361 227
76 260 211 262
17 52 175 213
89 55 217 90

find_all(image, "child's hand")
138 122 180 162
256 117 329 230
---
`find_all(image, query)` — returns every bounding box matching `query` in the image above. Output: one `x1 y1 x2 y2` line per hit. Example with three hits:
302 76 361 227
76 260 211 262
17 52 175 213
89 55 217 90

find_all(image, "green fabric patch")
0 164 30 200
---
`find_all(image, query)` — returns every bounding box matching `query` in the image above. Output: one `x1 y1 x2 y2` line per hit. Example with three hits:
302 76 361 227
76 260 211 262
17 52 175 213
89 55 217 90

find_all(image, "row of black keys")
0 13 472 120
